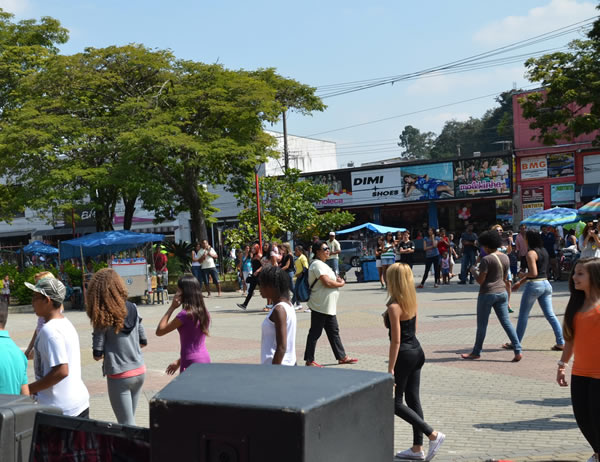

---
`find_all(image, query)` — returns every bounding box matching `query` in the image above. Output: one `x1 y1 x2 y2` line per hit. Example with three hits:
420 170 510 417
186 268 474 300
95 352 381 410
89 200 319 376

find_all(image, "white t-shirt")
327 239 340 261
307 260 339 316
199 247 217 269
261 301 297 366
33 317 90 416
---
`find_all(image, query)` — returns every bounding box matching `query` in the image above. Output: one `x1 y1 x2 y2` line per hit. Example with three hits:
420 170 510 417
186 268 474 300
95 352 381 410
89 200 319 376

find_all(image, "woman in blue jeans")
461 230 522 362
508 231 565 351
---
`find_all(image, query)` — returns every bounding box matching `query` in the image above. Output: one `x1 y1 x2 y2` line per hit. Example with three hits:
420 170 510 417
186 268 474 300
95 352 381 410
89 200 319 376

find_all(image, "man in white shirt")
26 277 90 417
199 239 222 297
326 231 341 275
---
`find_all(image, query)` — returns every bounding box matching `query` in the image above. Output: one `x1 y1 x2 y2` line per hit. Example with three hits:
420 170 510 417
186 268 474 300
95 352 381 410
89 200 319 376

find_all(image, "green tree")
520 8 600 144
0 44 174 230
397 125 435 159
430 118 484 159
224 169 354 247
123 63 324 242
0 9 68 221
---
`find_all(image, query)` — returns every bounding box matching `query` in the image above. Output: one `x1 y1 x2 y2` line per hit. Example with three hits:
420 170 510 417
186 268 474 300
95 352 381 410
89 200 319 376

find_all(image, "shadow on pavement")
515 398 572 407
473 414 578 432
429 313 475 318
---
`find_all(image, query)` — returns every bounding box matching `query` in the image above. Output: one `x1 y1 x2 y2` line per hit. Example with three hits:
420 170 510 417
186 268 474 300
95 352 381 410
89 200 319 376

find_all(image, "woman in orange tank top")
557 258 600 462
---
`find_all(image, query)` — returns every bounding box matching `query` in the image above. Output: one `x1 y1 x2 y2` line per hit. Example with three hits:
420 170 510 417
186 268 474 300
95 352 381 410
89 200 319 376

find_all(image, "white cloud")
0 0 31 15
474 0 597 45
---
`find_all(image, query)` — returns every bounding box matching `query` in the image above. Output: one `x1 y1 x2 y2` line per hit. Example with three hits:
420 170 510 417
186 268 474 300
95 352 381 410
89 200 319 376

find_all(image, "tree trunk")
94 189 117 231
122 196 137 230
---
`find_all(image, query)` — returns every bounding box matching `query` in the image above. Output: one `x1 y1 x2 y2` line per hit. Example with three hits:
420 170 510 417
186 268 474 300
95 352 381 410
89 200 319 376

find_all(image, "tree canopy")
519 6 600 145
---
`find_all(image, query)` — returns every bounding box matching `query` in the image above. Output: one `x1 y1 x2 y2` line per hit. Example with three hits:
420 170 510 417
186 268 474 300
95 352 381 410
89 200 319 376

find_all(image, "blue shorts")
381 257 395 266
202 267 219 284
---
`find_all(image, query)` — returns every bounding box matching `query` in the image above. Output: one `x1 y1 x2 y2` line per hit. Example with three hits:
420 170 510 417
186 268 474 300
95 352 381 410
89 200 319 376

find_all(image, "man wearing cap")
326 232 341 275
26 277 90 417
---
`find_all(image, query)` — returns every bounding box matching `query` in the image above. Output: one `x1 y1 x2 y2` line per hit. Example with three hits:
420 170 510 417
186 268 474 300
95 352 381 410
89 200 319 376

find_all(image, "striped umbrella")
520 207 580 226
578 197 600 214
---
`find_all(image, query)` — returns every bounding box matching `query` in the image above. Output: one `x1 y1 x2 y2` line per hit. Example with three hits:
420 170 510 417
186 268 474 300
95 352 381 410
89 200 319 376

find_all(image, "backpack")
295 268 319 302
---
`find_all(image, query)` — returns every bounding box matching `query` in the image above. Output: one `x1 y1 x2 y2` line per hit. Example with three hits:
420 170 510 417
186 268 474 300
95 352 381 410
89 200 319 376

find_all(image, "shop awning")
32 226 97 237
0 229 34 238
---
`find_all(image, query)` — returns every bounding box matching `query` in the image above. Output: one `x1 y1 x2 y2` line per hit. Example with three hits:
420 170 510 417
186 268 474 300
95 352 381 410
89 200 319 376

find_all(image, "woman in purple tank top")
156 275 211 374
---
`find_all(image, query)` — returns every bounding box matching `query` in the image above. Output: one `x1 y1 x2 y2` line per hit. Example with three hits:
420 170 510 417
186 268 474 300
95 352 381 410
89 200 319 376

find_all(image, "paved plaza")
7 264 590 462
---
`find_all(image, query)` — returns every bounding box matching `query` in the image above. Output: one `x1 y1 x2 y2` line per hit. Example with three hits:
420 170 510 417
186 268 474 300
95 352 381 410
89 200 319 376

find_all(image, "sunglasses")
321 247 330 251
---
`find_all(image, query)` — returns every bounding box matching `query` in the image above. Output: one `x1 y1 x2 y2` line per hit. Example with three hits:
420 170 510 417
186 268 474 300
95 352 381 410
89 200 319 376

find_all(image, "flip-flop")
551 344 564 351
338 357 358 365
501 343 514 350
460 353 480 360
512 353 523 362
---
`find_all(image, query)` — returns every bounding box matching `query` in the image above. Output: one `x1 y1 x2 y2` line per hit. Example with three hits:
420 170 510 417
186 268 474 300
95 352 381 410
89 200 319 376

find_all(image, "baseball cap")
25 277 66 304
329 231 335 235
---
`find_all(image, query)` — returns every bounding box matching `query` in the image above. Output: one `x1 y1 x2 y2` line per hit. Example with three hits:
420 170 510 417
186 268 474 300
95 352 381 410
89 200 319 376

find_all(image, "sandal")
512 353 523 362
501 343 514 350
551 344 564 351
305 361 323 368
460 353 480 360
417 284 424 289
338 357 358 365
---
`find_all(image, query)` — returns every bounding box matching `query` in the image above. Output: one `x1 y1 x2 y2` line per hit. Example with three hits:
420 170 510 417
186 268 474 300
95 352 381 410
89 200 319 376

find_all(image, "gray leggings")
107 373 145 426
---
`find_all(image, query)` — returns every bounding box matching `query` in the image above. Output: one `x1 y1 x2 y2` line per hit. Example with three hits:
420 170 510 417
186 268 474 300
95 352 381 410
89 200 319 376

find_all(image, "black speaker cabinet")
150 363 394 462
0 394 61 462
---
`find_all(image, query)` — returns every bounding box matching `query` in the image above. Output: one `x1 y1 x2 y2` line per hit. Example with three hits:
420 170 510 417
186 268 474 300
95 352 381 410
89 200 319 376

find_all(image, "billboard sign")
520 156 547 180
304 171 353 207
523 202 544 219
547 152 575 178
583 154 600 183
400 162 454 201
522 186 544 203
550 183 575 204
350 167 403 204
454 156 510 198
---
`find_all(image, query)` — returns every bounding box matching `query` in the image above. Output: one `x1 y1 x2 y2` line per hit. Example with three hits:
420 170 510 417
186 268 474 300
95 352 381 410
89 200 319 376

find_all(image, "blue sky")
3 0 598 167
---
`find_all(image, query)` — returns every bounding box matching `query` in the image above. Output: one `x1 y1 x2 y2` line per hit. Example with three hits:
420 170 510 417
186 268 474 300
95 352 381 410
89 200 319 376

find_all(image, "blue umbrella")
520 207 580 226
21 240 59 256
578 197 600 214
336 222 407 235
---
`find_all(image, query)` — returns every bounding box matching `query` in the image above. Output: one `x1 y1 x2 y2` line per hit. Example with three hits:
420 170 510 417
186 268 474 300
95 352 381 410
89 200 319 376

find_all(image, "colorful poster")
522 202 544 219
350 167 402 204
304 171 353 207
454 156 510 198
399 162 454 201
550 183 575 204
547 152 575 178
520 156 547 180
522 186 544 203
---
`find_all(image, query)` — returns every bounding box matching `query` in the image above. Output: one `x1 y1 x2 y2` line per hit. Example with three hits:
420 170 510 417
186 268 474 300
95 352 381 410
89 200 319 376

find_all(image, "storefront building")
304 152 513 236
512 90 600 221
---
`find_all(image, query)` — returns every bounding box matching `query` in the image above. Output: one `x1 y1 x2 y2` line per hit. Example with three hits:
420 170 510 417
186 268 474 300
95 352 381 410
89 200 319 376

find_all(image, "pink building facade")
513 89 600 219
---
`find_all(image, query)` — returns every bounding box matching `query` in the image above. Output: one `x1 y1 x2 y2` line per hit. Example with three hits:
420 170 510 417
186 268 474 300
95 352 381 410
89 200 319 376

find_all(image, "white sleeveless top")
261 301 297 366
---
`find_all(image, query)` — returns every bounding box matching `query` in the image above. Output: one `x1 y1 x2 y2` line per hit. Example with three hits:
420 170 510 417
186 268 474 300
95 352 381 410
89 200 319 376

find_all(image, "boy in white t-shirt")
26 277 90 417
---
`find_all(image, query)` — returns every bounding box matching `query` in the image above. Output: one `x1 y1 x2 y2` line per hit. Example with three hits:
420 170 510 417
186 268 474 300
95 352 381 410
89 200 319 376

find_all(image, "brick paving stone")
7 263 592 461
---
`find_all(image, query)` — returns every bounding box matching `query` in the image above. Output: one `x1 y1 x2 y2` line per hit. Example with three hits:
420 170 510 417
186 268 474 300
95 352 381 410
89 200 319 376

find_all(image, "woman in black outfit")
385 263 445 461
237 244 263 310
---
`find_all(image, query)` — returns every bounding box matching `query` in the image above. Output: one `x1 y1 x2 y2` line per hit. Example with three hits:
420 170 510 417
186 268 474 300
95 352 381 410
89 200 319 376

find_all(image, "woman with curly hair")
156 274 211 374
86 268 147 426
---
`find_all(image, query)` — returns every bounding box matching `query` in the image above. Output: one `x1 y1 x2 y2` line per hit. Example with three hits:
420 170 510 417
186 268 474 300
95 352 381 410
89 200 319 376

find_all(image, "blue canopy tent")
336 222 407 235
60 230 164 260
20 240 59 256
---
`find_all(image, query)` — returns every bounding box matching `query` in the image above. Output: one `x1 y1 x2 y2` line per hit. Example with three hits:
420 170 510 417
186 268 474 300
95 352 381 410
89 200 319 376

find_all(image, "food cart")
60 230 164 298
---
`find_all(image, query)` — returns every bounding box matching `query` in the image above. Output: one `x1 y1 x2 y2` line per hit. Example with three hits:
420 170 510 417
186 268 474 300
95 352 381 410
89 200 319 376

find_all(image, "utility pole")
282 109 289 173
456 144 461 157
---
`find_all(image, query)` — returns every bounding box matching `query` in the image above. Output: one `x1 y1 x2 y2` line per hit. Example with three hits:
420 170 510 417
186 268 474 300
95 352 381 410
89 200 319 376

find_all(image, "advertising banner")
550 183 575 204
399 162 454 201
350 167 403 204
520 156 547 180
522 202 544 219
454 156 510 198
547 152 575 178
304 171 353 207
522 186 544 203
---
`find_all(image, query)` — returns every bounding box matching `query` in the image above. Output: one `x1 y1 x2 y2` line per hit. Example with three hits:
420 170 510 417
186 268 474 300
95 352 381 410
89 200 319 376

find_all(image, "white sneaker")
394 448 425 460
586 455 599 462
425 432 445 461
294 304 303 311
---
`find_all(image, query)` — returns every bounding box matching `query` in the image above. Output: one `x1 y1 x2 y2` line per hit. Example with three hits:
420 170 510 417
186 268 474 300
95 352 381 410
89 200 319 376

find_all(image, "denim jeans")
472 291 521 356
516 280 564 346
460 251 477 283
191 266 202 284
326 258 339 275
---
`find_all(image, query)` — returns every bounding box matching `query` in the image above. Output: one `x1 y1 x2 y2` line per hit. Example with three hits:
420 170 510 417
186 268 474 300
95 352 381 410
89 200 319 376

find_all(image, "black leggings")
571 374 600 453
241 279 258 307
394 347 433 446
421 256 440 286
